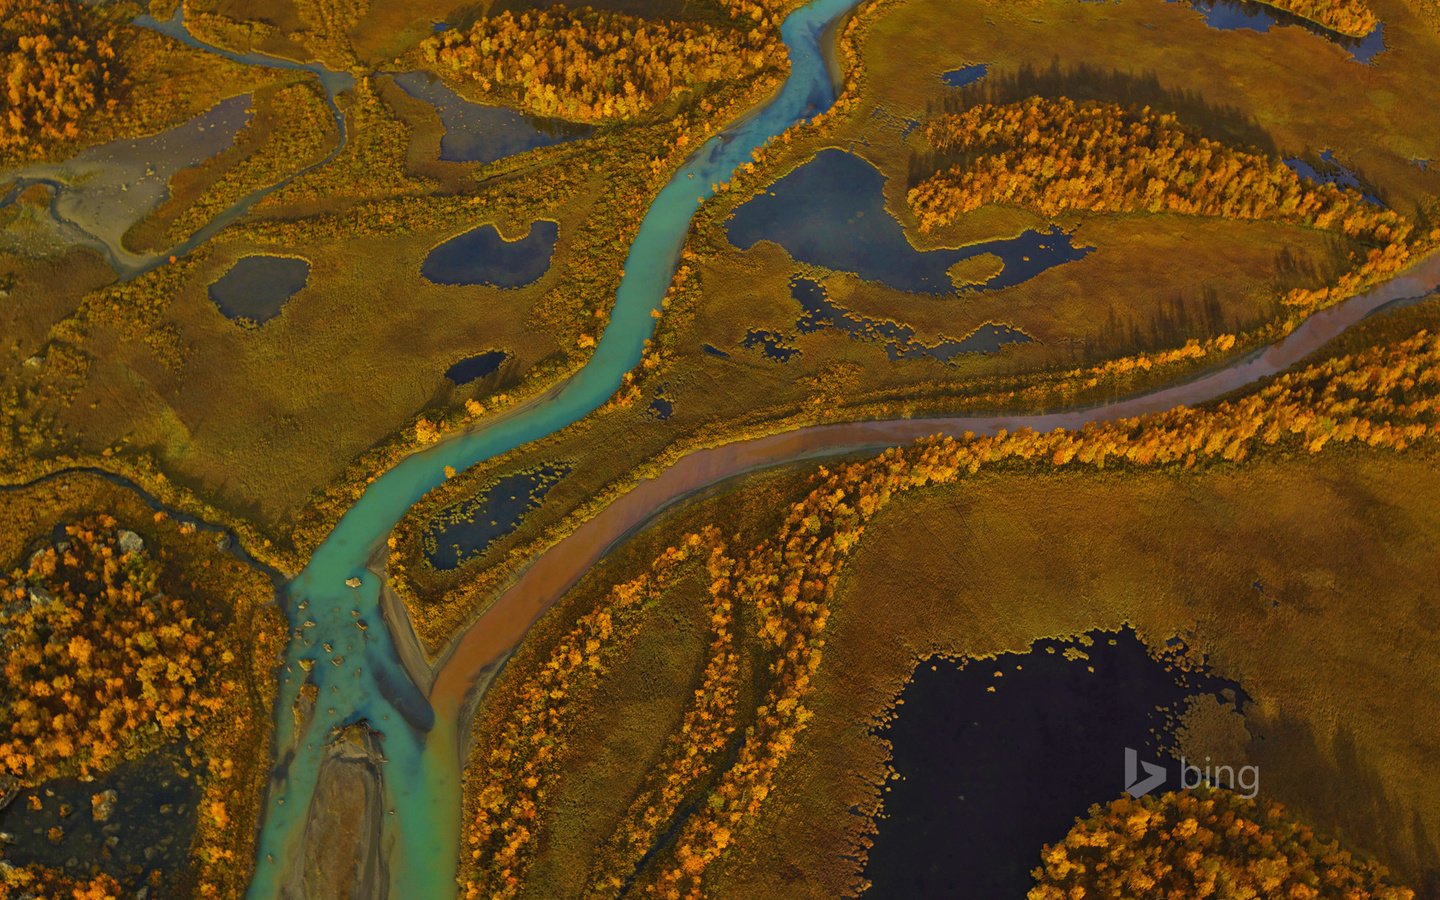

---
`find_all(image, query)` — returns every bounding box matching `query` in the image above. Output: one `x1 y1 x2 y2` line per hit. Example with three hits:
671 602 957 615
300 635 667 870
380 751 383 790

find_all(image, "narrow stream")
0 8 354 280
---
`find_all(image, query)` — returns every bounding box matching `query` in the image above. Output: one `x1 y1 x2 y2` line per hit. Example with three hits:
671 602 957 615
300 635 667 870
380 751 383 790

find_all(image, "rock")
22 355 42 368
216 534 232 552
91 789 117 823
345 577 362 588
117 530 144 555
27 586 52 605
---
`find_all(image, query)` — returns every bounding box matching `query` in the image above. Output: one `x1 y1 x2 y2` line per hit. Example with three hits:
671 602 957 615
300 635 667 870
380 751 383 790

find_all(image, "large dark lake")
863 626 1246 898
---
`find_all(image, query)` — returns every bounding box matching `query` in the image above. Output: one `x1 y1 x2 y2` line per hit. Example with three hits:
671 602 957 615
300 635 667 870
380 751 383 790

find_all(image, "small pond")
726 149 1091 294
1173 0 1385 62
421 220 557 288
743 276 1031 363
424 464 569 570
940 63 988 87
1284 149 1382 205
0 743 201 889
795 276 1031 359
390 71 592 165
208 255 311 323
445 350 509 385
862 626 1246 898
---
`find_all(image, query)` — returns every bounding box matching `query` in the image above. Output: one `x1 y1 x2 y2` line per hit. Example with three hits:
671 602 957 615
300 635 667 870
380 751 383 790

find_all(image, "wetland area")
3 0 1439 895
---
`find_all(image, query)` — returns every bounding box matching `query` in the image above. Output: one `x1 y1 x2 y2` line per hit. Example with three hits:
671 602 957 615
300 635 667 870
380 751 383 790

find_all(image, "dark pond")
941 63 988 87
421 220 557 288
726 149 1091 294
391 71 592 164
752 276 1030 362
743 328 802 362
1172 0 1385 62
445 350 509 385
0 743 201 888
648 391 673 420
424 464 569 570
1284 150 1382 205
701 343 732 358
208 255 310 323
862 626 1246 898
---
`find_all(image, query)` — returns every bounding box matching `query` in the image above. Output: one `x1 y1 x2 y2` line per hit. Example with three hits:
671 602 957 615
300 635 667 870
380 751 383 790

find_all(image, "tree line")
910 96 1411 248
418 5 781 123
1255 0 1379 37
1030 787 1412 898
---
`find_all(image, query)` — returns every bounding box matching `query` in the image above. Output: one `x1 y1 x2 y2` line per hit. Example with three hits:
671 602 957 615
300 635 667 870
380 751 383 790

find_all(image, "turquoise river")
245 0 866 894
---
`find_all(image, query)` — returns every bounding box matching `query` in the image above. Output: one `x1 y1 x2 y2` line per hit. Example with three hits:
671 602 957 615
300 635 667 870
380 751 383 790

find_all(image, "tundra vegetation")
2 0 1440 893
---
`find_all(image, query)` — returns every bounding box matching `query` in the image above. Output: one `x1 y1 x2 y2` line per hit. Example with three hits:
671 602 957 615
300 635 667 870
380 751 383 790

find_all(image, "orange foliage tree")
1254 0 1378 37
0 516 223 786
419 5 780 123
0 0 120 153
1030 787 1412 899
461 530 717 898
911 97 1409 248
0 865 124 899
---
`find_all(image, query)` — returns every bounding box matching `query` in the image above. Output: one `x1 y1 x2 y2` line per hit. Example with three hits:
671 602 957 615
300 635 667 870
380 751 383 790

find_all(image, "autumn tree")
1254 0 1378 37
0 0 121 154
1030 787 1413 899
911 97 1409 248
0 517 223 786
419 5 781 123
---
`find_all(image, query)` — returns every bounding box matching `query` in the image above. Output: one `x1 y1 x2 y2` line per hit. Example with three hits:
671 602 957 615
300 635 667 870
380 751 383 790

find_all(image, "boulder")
117 530 145 555
91 789 117 823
